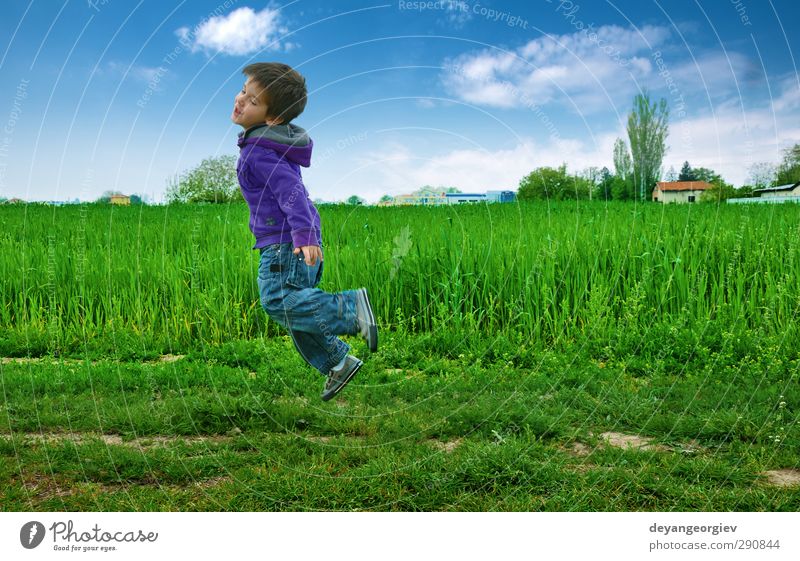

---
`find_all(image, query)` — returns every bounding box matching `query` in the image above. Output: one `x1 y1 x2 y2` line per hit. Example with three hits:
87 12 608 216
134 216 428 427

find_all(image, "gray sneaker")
355 288 378 352
321 355 363 401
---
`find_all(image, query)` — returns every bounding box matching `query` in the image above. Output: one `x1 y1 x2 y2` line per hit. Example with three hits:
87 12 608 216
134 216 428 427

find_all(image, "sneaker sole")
358 288 378 353
321 360 363 402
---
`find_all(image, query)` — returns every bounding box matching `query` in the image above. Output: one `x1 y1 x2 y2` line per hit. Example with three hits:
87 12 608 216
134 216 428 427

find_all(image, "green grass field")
1 201 798 511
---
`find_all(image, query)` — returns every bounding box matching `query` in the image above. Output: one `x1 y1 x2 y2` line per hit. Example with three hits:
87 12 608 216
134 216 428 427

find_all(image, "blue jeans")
257 242 359 375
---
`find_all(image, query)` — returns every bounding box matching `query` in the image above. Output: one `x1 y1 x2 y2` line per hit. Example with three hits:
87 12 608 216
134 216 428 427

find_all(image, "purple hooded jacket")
236 123 322 249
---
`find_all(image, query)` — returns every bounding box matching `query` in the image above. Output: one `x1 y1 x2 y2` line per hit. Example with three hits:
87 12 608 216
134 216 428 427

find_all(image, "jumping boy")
232 62 377 401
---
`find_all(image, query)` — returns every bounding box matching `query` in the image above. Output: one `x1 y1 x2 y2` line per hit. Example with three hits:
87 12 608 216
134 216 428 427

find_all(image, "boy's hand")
293 245 323 266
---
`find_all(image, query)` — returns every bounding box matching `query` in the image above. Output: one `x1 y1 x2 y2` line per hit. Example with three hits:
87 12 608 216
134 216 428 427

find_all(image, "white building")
652 181 713 204
728 181 800 205
445 191 516 204
753 182 800 199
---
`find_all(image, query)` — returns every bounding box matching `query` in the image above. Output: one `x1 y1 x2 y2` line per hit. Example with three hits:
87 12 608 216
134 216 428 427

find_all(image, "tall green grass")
1 201 799 353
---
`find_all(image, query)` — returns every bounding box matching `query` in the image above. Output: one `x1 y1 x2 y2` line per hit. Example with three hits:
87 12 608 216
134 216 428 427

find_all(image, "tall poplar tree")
613 138 632 182
627 91 670 201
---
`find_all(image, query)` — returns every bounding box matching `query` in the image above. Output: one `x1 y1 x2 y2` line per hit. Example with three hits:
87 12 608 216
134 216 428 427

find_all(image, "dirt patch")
569 435 706 456
190 476 233 489
762 469 800 488
675 439 705 455
159 354 185 363
2 357 144 366
135 435 232 448
305 434 366 445
597 432 670 452
563 442 613 472
564 442 593 457
1 357 41 365
15 474 233 505
17 473 77 503
273 396 310 406
1 432 232 449
0 432 109 446
430 438 462 453
570 462 614 474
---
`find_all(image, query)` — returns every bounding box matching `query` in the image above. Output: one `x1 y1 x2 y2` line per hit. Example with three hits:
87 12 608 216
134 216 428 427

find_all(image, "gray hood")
240 123 310 147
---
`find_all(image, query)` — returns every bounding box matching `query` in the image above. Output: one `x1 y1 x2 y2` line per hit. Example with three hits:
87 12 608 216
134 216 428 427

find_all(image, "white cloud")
443 25 672 111
772 75 800 112
441 24 763 116
177 7 288 56
664 100 800 186
311 76 800 202
376 141 538 192
667 52 760 99
316 135 621 202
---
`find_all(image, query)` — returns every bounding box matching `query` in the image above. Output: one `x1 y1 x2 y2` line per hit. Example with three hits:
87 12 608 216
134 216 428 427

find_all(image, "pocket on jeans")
286 250 321 289
257 244 282 281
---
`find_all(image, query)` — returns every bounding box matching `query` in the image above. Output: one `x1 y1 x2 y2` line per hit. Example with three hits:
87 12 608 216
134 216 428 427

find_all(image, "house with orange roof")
652 181 713 204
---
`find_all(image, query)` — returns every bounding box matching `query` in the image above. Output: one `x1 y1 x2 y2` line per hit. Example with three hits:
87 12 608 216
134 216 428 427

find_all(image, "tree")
613 138 632 183
596 167 614 200
776 143 800 185
627 90 669 201
678 161 696 181
691 167 724 184
519 165 568 200
580 166 601 200
700 178 736 203
747 162 778 189
665 166 677 182
166 155 239 203
518 165 591 201
690 166 734 203
346 195 365 205
610 176 632 201
611 138 635 200
379 195 393 204
570 175 593 200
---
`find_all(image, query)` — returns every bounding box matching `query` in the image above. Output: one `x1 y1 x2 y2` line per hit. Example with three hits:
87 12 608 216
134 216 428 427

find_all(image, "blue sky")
1 0 798 202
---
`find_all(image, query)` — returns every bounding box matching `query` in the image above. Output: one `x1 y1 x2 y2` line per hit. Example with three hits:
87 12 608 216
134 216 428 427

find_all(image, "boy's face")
232 77 272 129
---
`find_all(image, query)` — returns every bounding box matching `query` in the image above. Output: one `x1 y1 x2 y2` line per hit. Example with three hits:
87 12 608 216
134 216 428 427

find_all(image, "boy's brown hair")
243 62 307 124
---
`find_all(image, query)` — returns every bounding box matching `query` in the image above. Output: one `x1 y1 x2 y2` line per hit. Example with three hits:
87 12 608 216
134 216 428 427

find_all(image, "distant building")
754 182 800 199
445 193 485 204
446 190 516 204
381 189 516 206
390 193 448 206
110 194 131 205
6 198 25 204
487 190 516 203
728 181 800 204
652 181 713 203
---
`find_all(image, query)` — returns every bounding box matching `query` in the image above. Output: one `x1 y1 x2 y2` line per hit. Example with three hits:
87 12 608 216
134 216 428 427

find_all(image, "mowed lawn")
1 331 798 511
1 201 799 510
